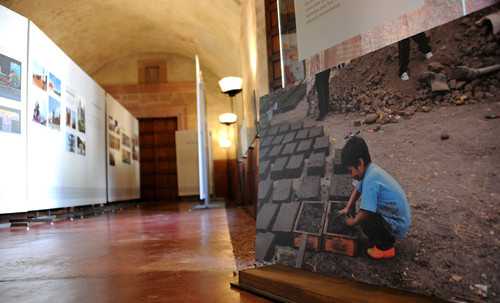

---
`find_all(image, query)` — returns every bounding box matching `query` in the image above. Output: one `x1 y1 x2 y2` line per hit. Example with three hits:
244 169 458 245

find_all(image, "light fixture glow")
218 77 243 97
220 139 232 148
219 113 237 125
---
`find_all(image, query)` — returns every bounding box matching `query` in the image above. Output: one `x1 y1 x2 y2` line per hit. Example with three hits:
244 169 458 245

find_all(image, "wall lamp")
219 113 237 125
218 76 243 97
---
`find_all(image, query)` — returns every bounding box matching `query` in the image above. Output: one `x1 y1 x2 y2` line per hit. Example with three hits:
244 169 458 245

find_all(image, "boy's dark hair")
341 136 371 168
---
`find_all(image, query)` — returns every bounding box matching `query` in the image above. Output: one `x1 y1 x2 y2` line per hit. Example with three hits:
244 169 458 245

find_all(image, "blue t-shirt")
356 163 411 238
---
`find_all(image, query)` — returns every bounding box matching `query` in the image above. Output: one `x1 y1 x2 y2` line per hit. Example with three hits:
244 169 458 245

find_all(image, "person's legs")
411 32 432 55
315 70 329 120
361 212 396 251
398 38 411 78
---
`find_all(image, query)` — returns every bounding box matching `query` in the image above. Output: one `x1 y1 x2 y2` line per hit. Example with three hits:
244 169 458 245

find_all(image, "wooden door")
139 118 178 201
265 0 282 92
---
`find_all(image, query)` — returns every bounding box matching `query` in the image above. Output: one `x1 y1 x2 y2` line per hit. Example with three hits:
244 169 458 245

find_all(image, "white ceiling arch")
2 0 243 80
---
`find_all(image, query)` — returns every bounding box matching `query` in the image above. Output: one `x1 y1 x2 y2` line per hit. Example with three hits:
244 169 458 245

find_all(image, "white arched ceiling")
2 0 243 80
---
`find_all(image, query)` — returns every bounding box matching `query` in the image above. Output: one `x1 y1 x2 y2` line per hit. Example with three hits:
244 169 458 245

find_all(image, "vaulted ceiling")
1 0 243 79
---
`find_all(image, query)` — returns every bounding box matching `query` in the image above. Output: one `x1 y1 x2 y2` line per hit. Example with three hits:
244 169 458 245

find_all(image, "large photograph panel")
256 6 500 301
26 21 107 211
0 5 28 214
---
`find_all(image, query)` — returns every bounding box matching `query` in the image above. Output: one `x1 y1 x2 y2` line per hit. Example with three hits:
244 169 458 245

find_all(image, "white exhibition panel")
106 94 140 202
175 130 200 196
0 6 29 214
294 0 424 60
27 22 107 210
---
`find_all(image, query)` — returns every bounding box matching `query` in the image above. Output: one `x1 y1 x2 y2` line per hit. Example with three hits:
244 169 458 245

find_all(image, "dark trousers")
361 212 396 250
315 68 330 118
398 32 432 76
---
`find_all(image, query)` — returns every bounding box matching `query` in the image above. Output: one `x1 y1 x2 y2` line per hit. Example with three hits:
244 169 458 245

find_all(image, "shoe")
400 72 409 81
424 51 433 59
367 246 395 259
316 116 325 121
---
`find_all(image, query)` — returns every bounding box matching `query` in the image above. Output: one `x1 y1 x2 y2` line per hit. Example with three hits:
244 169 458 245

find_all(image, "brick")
313 136 330 156
258 178 273 204
295 128 309 141
271 134 285 145
267 145 284 162
259 160 271 180
278 123 290 134
272 201 300 232
296 139 313 158
307 152 326 177
271 157 289 180
298 175 321 201
285 154 304 178
268 125 280 136
261 136 274 147
290 121 303 131
308 125 324 138
259 129 268 138
272 179 293 203
282 131 296 144
256 203 280 231
329 174 354 201
281 142 297 157
255 232 276 261
333 148 349 174
259 147 270 162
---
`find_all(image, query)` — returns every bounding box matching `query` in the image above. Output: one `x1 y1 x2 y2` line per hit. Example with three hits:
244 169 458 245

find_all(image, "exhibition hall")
0 1 499 302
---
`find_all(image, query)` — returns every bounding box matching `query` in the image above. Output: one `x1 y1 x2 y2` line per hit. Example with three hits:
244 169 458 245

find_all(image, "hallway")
0 203 268 302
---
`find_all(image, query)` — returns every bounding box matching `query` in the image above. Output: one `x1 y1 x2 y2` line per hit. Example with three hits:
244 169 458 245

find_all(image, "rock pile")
328 5 500 125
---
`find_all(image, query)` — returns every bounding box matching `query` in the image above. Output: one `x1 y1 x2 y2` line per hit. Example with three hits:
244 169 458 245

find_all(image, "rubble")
327 5 500 119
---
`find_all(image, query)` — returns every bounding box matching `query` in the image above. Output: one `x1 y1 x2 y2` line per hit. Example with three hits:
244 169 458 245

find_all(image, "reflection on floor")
0 202 269 302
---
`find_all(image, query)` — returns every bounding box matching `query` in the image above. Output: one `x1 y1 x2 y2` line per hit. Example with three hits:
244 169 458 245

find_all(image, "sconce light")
219 139 232 149
218 76 243 97
219 113 237 125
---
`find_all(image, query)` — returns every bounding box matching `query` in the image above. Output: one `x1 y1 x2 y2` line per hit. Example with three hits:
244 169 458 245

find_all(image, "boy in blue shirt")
338 136 411 259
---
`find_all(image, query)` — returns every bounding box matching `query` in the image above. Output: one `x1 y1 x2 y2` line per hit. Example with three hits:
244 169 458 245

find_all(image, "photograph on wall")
65 132 76 153
122 132 130 148
108 134 120 150
32 60 47 91
256 5 499 301
48 96 60 131
77 96 85 133
115 119 120 135
71 110 76 129
65 107 71 127
0 105 21 134
109 151 116 166
77 136 85 155
48 72 61 97
121 149 131 165
108 115 115 132
0 53 22 101
132 147 138 161
32 94 47 126
132 134 139 161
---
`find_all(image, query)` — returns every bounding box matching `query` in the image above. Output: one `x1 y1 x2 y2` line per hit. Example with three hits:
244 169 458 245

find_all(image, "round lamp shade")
219 113 237 124
218 77 243 96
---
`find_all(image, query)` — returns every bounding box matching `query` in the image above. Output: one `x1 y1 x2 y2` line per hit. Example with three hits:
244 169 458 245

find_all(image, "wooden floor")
0 202 269 302
235 264 452 303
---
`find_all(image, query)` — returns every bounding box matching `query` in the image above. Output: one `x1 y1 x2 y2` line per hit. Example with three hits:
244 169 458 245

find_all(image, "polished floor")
0 202 269 302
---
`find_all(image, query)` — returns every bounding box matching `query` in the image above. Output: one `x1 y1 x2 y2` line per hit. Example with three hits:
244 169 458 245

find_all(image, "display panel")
256 6 500 301
106 94 140 202
27 21 107 210
0 6 28 214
